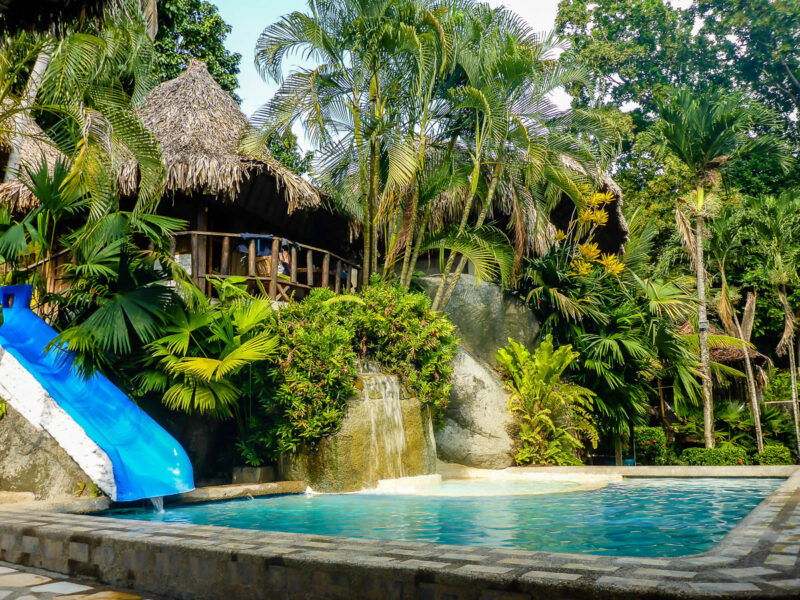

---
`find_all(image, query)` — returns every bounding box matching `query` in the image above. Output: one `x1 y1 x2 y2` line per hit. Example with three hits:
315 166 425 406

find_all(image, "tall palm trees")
745 193 800 457
643 88 791 448
253 0 616 299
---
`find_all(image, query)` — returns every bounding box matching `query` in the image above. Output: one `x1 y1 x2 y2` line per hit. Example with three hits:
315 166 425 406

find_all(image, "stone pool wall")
0 467 798 599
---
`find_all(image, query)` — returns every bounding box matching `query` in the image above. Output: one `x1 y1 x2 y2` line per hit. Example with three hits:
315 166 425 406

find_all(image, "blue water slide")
0 284 194 502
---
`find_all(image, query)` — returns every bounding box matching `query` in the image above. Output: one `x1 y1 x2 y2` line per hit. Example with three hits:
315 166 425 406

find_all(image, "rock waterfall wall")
278 370 437 492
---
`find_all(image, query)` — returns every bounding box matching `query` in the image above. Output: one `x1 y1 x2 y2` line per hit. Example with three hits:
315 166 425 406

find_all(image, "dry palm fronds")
741 291 757 343
675 204 698 273
776 288 795 357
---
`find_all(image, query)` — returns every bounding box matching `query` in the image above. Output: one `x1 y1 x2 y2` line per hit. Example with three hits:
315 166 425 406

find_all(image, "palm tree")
744 193 800 457
253 0 440 281
428 13 617 311
706 209 764 454
643 87 792 448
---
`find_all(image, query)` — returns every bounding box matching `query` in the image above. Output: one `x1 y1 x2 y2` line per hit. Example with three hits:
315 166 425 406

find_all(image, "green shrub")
757 444 794 465
634 427 667 465
679 446 751 466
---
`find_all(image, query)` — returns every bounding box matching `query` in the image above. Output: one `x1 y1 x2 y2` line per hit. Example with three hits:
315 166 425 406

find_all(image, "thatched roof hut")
117 59 320 211
0 103 67 212
0 60 321 215
678 321 772 369
0 60 354 253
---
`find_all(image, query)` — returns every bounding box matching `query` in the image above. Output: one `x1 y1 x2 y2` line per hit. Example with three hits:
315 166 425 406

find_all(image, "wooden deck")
174 231 361 301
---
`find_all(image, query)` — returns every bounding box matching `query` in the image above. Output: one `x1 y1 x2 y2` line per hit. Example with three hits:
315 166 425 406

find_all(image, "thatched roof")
0 60 321 214
118 59 320 211
679 321 772 368
0 102 67 212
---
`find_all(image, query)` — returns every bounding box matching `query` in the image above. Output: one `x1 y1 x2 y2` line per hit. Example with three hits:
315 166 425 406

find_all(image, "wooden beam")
247 239 256 277
190 233 200 288
306 249 314 287
269 238 280 299
220 236 230 276
290 246 298 283
322 253 330 289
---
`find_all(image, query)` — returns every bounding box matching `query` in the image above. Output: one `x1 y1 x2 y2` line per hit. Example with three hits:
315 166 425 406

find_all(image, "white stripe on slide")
0 346 117 500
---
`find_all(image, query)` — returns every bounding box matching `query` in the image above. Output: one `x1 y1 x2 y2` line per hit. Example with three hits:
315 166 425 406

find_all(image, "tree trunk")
431 193 475 310
4 51 50 182
614 435 623 466
398 183 419 285
402 206 431 290
733 311 764 454
788 336 800 459
695 213 715 448
439 169 501 309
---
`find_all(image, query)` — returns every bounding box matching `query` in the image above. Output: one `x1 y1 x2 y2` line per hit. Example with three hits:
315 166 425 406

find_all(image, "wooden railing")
172 231 360 301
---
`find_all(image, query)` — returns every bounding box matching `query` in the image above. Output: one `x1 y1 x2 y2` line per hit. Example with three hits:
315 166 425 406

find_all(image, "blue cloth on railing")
237 233 274 256
236 233 302 256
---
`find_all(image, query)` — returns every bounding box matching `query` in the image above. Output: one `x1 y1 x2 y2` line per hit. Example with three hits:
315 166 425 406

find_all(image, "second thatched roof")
0 59 321 213
0 101 67 212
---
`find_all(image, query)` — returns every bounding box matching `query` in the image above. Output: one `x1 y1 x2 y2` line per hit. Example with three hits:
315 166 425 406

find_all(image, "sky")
214 0 564 125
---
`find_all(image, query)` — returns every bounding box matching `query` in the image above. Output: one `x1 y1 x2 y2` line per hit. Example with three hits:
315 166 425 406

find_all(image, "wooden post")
220 236 231 276
322 253 330 289
196 206 208 294
191 233 200 288
269 238 280 299
306 249 314 287
349 267 357 292
247 239 256 277
290 246 298 283
334 259 342 294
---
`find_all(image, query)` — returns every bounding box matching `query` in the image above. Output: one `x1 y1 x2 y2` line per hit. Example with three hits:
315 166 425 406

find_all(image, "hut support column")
220 236 230 276
195 206 208 294
269 239 280 299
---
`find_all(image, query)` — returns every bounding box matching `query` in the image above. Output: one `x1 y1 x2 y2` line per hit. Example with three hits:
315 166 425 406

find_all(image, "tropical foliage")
496 336 598 466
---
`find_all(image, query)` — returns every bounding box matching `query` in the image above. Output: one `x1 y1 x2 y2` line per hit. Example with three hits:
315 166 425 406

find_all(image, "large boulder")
0 404 91 500
419 274 538 366
435 348 518 469
278 372 437 492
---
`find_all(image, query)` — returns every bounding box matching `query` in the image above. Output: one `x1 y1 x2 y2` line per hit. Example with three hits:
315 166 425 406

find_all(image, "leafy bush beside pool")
680 446 751 466
756 444 793 465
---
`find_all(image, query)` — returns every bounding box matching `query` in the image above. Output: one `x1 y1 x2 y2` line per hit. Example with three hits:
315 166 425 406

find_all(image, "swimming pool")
99 477 783 557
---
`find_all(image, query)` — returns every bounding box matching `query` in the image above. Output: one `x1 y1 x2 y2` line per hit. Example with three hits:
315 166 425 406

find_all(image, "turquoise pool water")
100 477 783 557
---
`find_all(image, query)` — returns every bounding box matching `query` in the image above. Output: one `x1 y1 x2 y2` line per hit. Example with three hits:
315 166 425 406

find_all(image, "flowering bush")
680 446 751 466
756 444 793 465
633 426 667 465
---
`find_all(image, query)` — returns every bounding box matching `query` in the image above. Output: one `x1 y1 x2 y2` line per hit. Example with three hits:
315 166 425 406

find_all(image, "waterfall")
361 373 406 481
149 496 164 513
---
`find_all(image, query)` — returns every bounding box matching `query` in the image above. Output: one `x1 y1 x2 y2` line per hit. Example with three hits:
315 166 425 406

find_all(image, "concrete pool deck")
0 466 798 599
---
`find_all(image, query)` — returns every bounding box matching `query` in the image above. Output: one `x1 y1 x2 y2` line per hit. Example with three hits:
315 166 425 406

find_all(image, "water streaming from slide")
149 496 164 513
